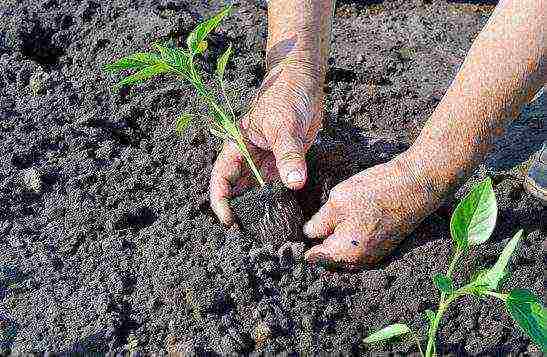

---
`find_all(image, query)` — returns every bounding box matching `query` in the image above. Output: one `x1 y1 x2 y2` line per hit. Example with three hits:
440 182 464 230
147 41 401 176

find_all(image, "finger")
271 127 307 190
303 201 337 239
209 141 244 226
304 223 363 271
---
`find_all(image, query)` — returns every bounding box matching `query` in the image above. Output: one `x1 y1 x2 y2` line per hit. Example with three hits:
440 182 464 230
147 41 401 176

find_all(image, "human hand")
303 153 442 270
210 65 323 226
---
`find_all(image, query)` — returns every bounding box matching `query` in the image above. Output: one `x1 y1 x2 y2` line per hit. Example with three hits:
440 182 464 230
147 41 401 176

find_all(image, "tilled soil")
0 0 545 355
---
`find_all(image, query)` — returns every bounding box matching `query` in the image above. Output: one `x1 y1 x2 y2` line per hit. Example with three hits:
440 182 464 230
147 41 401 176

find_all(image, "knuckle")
278 150 305 163
327 189 338 203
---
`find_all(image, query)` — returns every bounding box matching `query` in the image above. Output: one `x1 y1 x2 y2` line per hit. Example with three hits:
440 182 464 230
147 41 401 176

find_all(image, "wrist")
266 0 332 85
397 147 455 210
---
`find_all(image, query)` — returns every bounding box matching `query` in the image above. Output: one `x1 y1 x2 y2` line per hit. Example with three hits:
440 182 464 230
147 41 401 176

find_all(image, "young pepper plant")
363 177 547 355
103 6 265 187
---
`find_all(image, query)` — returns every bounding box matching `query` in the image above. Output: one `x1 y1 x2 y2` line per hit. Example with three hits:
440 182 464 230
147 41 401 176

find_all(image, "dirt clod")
231 181 305 250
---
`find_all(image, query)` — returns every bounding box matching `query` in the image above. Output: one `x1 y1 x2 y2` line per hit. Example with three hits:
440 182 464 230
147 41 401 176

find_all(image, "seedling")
364 178 547 355
103 6 265 186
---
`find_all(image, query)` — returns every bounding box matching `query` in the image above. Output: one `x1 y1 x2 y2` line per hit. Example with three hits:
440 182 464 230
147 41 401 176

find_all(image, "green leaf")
175 113 193 136
363 324 411 343
450 177 497 250
505 289 547 351
433 273 454 294
112 62 169 90
186 6 232 55
466 271 493 297
473 229 523 291
425 309 436 326
104 52 161 73
216 44 233 79
152 43 191 74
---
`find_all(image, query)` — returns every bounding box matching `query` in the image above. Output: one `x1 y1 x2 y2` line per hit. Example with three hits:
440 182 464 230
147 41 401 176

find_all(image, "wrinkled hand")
210 65 322 226
304 153 441 270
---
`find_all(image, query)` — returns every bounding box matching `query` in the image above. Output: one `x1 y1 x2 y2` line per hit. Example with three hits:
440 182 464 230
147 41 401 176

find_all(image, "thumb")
271 128 307 190
303 202 337 239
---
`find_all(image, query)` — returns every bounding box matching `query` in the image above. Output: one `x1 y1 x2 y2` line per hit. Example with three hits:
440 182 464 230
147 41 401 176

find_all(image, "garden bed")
0 0 544 354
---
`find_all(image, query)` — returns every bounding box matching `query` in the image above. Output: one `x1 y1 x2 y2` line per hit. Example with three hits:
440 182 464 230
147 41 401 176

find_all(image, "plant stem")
426 304 445 357
446 248 462 278
425 248 463 357
236 138 265 187
187 57 265 187
484 290 508 301
219 81 265 187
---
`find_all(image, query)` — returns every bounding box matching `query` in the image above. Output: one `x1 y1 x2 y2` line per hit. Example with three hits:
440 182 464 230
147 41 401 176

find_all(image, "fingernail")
302 222 309 236
287 170 303 184
303 221 312 237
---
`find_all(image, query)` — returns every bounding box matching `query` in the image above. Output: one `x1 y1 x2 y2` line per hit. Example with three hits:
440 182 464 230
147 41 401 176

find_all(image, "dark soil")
231 182 304 251
0 0 545 355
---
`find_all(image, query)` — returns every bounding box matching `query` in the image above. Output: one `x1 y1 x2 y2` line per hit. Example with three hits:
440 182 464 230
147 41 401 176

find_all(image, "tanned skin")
210 0 333 225
210 0 545 270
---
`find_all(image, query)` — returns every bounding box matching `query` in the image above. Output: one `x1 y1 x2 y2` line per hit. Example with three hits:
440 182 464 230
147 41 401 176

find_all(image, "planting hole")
20 23 65 68
115 207 157 231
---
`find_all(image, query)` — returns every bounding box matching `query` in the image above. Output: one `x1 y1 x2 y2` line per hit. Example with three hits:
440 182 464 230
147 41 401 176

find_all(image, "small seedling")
104 5 264 186
364 178 547 355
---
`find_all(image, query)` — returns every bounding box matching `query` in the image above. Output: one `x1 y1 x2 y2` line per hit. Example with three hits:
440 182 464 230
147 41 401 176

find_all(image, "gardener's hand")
303 152 443 269
210 65 323 226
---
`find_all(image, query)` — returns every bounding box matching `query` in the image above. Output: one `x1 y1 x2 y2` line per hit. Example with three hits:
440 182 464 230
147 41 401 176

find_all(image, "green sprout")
364 177 547 355
103 5 265 186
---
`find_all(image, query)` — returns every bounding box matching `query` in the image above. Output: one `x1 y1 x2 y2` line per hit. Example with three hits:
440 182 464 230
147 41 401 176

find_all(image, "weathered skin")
210 0 545 269
209 0 333 226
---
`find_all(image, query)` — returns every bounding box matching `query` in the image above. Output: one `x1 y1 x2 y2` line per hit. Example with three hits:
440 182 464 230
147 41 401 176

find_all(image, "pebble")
22 168 42 193
225 327 252 351
254 322 272 347
323 303 344 319
279 274 291 287
292 263 305 281
29 70 50 95
101 236 123 251
306 279 325 298
220 334 239 353
192 286 227 314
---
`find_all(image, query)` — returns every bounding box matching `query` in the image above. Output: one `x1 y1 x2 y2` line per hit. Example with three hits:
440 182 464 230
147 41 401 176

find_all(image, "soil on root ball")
230 181 305 250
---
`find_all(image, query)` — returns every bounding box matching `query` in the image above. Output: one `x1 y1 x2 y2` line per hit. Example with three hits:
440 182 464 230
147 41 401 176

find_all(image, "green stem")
187 57 264 186
210 102 265 186
218 80 264 187
425 249 463 357
446 248 462 278
484 291 508 301
236 138 265 187
426 305 444 357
